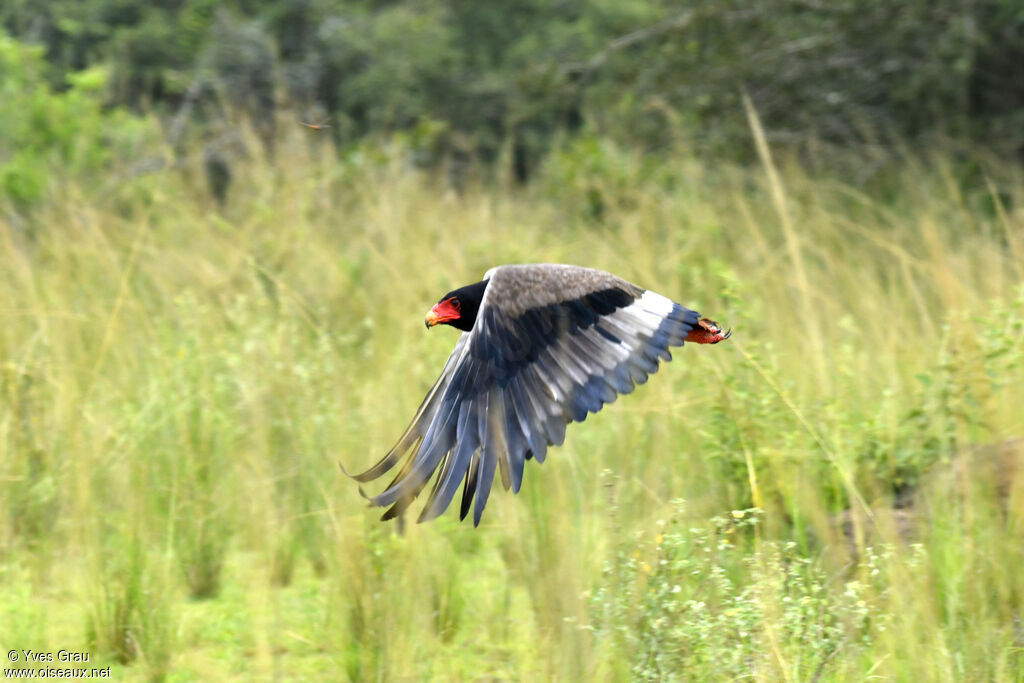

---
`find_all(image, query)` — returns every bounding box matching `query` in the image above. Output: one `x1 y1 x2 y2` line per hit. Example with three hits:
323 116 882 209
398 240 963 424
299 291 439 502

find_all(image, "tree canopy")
3 0 1023 180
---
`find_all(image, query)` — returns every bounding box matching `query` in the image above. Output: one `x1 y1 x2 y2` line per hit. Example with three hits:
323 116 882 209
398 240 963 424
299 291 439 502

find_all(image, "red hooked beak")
425 297 461 328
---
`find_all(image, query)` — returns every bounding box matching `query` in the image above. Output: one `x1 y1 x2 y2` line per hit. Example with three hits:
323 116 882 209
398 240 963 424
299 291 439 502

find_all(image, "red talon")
685 318 732 344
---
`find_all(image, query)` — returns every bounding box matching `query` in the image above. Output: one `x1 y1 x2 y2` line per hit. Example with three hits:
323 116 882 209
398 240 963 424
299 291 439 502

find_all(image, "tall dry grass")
1 122 1023 680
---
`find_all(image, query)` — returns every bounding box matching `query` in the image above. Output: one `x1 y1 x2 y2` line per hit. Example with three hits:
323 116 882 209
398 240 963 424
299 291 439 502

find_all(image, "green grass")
1 124 1023 680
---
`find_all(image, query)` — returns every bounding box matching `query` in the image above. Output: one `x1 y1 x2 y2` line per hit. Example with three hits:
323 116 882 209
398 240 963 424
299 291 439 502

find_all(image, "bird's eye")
450 298 461 310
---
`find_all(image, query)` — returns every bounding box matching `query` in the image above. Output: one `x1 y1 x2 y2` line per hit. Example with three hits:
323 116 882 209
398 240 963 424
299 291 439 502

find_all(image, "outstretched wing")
348 266 716 525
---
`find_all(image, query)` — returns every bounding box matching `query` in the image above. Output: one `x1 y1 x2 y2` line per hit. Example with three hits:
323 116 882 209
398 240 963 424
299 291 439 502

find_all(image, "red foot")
685 318 732 344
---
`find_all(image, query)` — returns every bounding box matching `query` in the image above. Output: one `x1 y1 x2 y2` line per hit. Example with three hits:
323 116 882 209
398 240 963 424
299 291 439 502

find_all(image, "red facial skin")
425 297 461 328
685 318 732 344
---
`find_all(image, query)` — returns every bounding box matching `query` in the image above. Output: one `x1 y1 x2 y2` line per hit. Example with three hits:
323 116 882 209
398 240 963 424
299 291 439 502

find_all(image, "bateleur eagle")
345 264 730 525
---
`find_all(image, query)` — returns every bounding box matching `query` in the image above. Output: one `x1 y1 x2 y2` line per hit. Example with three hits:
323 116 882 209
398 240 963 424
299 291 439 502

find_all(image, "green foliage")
0 30 156 209
590 505 890 680
862 293 1024 494
586 0 987 152
5 0 1021 178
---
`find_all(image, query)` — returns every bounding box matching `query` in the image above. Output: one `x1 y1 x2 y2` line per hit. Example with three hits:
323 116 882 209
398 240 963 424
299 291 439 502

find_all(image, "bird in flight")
345 264 730 525
300 118 331 130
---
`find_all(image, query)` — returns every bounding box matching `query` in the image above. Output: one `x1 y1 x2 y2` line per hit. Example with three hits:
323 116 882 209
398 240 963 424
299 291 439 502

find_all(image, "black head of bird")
424 280 488 332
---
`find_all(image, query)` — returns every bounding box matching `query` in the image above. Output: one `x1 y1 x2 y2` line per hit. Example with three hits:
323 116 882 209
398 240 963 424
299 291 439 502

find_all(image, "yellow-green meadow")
2 125 1023 680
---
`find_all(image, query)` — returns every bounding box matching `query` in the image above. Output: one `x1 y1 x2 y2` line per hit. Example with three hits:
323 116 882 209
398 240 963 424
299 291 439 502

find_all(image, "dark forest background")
3 0 1023 207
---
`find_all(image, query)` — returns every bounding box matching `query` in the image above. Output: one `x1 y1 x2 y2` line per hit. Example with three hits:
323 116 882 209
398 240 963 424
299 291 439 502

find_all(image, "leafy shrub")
0 31 156 210
863 291 1024 495
590 504 890 680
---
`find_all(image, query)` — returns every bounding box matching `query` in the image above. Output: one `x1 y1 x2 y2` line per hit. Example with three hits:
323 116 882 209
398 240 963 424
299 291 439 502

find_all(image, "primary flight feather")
345 264 730 525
